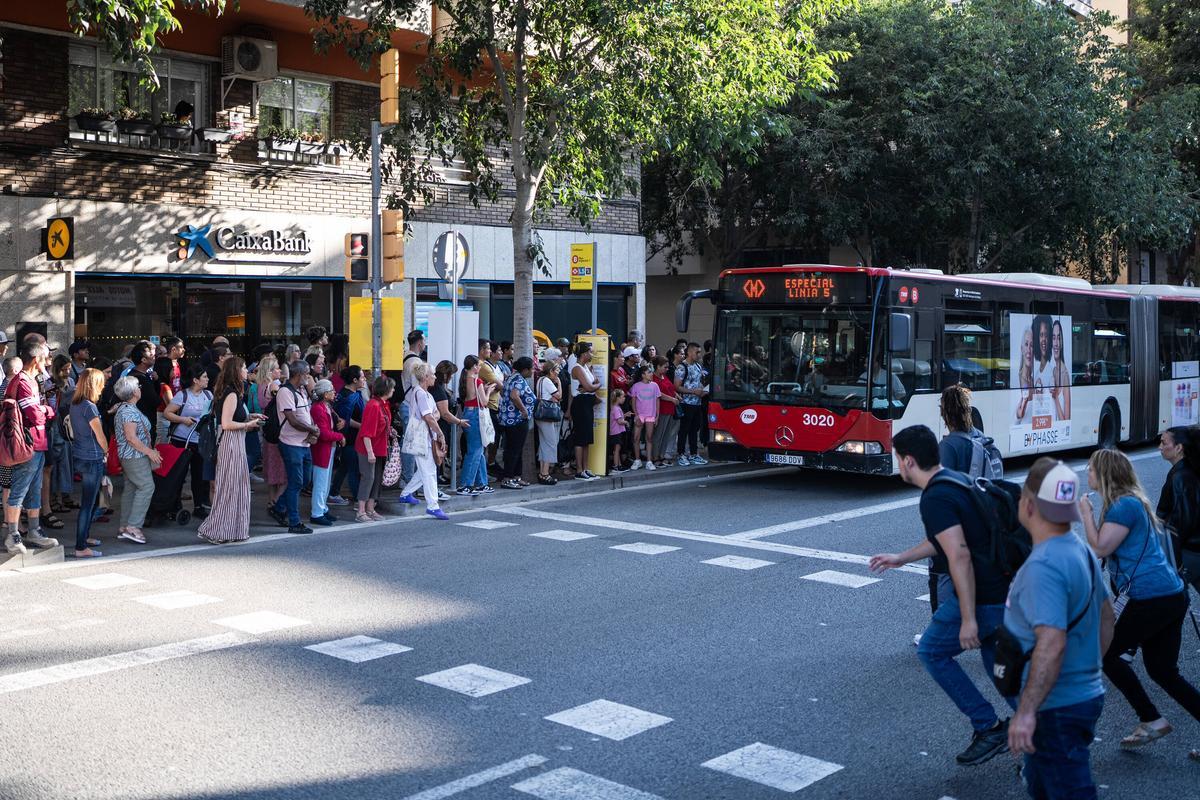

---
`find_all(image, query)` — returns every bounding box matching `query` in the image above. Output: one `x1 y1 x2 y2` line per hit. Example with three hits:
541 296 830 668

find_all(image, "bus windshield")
713 306 890 412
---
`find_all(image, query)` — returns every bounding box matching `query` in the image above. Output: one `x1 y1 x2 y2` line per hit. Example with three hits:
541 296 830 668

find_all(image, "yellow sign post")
349 296 405 371
569 243 595 291
578 333 609 476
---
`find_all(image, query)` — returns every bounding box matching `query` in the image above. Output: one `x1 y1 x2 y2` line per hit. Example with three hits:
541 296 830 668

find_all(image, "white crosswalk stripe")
512 767 664 800
702 742 843 792
62 573 146 590
609 543 680 556
530 530 597 542
416 663 531 697
211 611 310 634
400 754 549 800
305 635 412 663
544 699 672 741
799 570 881 589
134 590 222 610
703 555 775 570
456 520 518 530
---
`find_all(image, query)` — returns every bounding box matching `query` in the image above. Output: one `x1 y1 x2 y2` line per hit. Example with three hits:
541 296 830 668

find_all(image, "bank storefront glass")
75 276 343 359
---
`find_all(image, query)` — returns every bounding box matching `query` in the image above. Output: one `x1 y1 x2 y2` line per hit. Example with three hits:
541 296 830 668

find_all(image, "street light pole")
449 228 459 492
370 120 383 377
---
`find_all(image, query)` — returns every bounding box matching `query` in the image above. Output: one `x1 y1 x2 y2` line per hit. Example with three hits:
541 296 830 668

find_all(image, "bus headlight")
712 430 739 445
836 440 883 455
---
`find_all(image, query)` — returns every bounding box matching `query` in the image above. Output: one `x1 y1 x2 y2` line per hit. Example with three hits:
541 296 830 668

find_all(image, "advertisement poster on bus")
1171 360 1199 427
1010 314 1072 453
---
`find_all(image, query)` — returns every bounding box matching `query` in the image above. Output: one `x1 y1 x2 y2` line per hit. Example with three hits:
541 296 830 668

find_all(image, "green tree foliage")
65 0 233 88
646 0 1199 279
307 0 847 355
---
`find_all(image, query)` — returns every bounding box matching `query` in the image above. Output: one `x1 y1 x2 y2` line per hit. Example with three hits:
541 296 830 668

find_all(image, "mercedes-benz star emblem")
775 426 795 447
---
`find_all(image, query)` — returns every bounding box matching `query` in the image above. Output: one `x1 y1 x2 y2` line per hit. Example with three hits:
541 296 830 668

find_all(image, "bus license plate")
765 454 804 466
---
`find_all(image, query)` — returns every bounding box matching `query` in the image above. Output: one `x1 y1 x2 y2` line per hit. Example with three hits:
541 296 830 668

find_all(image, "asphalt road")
1 445 1197 800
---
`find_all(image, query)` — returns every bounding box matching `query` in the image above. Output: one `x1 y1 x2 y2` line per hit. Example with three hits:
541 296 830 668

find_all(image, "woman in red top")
309 379 344 526
355 375 394 522
651 356 680 467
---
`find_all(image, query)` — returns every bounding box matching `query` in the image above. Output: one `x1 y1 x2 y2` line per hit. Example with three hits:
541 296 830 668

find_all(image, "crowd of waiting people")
0 327 716 558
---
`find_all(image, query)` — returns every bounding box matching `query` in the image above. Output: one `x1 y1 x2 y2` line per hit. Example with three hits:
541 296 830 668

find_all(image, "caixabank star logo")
176 224 215 260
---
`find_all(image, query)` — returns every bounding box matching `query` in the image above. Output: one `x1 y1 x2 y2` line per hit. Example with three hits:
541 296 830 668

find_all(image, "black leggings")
1102 590 1200 724
676 404 702 456
171 438 210 509
503 423 528 479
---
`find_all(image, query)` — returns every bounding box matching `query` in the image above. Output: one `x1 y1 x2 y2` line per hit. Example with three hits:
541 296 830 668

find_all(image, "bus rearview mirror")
890 312 913 353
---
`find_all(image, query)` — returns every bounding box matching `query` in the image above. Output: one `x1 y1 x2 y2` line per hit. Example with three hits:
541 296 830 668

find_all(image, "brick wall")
0 28 640 236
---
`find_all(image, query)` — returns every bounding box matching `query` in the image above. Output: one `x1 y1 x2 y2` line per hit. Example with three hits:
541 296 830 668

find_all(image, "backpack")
947 431 1002 480
400 352 420 401
0 397 34 467
196 412 219 463
929 470 1032 582
262 392 282 445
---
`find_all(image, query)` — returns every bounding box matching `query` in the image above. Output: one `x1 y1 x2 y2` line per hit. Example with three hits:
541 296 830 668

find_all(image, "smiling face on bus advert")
1010 313 1072 452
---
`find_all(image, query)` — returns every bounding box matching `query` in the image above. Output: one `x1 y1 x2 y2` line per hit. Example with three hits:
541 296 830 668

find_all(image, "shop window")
256 77 340 166
67 43 213 155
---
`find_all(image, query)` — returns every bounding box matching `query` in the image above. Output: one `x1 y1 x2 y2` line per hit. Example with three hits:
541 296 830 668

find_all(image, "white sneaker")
4 532 26 555
630 460 643 471
645 461 657 471
913 633 922 647
690 456 708 465
676 455 691 466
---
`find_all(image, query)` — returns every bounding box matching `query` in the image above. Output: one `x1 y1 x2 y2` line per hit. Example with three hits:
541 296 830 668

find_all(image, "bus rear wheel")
1098 404 1118 450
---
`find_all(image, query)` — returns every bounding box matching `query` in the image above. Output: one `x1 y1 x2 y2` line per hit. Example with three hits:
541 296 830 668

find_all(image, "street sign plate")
432 231 469 281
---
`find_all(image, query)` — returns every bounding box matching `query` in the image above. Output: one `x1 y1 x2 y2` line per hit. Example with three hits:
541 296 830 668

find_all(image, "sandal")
86 538 101 547
71 547 102 558
537 475 558 486
63 497 80 509
41 514 65 529
50 501 67 514
369 511 386 521
1120 722 1173 749
355 513 374 523
118 529 146 545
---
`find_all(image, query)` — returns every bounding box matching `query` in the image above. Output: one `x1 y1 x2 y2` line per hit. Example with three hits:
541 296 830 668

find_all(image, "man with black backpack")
869 425 1012 766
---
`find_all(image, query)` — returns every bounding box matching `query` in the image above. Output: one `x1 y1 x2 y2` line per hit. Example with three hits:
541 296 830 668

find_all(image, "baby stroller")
145 441 193 526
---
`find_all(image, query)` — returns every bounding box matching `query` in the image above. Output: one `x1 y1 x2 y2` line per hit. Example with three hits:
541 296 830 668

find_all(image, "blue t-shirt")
1104 496 1184 600
1004 533 1109 711
69 400 104 463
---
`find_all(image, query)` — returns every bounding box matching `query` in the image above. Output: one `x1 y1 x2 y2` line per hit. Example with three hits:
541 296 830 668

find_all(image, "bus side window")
942 315 992 391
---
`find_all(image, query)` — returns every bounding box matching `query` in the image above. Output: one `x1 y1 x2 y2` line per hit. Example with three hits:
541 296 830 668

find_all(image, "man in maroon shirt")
4 338 58 554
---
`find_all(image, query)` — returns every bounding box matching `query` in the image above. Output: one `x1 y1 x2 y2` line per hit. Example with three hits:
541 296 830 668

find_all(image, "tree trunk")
512 180 536 359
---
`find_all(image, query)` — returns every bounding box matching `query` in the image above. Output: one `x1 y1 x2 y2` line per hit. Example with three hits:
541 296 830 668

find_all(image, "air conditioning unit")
221 36 278 81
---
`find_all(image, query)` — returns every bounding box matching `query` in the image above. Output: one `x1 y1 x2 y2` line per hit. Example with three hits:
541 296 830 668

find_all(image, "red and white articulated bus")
676 265 1200 475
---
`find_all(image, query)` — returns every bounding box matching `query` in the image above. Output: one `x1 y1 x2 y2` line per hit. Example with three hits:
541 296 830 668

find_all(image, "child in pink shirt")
609 388 630 472
628 366 662 470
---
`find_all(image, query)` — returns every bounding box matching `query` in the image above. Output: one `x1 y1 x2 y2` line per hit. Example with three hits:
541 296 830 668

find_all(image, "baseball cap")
0 332 7 344
1031 461 1082 523
621 346 639 357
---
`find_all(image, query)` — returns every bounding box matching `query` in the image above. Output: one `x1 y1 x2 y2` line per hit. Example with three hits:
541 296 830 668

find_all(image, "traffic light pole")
370 120 384 378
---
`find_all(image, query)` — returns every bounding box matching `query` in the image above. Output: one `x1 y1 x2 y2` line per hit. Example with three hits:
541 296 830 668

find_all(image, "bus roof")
1091 284 1200 301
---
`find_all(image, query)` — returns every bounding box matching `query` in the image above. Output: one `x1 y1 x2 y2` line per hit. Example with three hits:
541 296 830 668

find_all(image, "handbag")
105 436 122 476
992 562 1095 697
534 399 563 422
382 433 404 487
479 404 496 448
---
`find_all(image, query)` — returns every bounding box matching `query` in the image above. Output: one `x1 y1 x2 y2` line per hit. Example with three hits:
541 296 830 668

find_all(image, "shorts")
7 450 46 510
636 415 657 425
570 395 596 447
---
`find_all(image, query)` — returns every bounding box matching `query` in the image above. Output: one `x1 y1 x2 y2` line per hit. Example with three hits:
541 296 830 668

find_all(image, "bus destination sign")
724 272 869 304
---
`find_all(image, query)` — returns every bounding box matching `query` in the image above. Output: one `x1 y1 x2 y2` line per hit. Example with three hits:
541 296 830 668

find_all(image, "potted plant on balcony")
195 126 232 144
115 107 155 136
157 112 193 141
296 129 327 155
326 138 347 157
74 107 116 133
259 124 300 153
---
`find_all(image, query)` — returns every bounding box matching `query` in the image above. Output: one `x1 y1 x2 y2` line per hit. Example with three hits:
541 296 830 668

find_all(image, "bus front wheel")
1098 404 1119 450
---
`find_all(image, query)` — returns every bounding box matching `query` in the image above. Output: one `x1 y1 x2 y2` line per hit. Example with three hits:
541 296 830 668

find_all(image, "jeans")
676 404 702 457
1021 695 1104 800
119 456 154 529
311 463 332 519
245 428 262 473
460 408 488 488
502 422 529 479
8 450 45 510
1102 589 1200 723
331 443 361 499
74 458 104 551
916 587 1008 732
274 443 312 526
50 427 73 495
399 400 417 484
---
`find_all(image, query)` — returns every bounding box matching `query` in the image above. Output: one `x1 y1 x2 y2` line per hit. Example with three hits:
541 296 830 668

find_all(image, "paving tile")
609 543 680 555
211 611 310 634
798 570 881 589
305 635 412 663
702 555 775 570
416 663 531 697
62 573 146 590
529 529 597 542
544 699 672 741
513 767 664 800
134 590 222 610
702 742 843 792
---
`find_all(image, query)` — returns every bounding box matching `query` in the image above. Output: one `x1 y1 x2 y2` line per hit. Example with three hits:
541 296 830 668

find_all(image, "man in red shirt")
4 337 59 554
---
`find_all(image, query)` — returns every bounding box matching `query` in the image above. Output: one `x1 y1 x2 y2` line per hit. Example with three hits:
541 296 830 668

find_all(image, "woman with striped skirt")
198 358 265 544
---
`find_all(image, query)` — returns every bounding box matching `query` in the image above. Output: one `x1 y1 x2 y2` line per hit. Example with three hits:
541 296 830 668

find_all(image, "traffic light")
382 209 404 284
380 48 400 126
344 232 368 282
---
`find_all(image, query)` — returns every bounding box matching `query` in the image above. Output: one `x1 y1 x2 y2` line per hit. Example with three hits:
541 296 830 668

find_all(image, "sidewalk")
23 459 771 562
